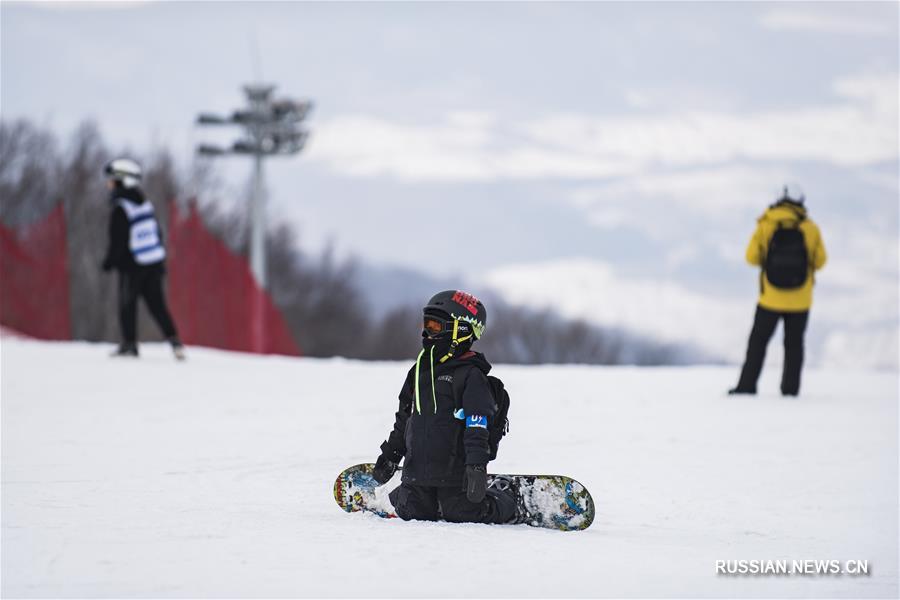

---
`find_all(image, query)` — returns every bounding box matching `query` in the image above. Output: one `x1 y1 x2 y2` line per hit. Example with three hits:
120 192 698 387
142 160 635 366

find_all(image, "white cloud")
306 114 496 181
582 205 632 230
563 165 789 251
664 243 703 271
813 227 899 357
624 89 653 110
306 114 637 182
524 103 896 167
306 73 897 183
833 73 899 115
481 257 899 370
572 165 785 216
28 1 151 11
857 167 900 194
481 257 749 360
760 7 895 36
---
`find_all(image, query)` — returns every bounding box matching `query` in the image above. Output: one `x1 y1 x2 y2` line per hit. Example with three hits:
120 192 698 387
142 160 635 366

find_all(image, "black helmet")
778 183 805 204
423 290 486 339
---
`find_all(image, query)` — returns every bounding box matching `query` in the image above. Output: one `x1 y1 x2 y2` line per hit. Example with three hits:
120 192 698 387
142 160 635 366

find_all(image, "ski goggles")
423 314 452 337
423 313 474 340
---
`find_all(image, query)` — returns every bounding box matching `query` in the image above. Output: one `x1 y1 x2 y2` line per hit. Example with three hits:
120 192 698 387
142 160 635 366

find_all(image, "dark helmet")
103 158 142 189
423 290 487 340
778 183 805 204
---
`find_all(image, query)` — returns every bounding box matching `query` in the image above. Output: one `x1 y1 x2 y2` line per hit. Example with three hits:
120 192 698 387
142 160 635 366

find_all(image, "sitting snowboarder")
371 290 520 524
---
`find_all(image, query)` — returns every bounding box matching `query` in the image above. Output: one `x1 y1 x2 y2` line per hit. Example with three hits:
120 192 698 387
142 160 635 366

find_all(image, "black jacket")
102 187 163 272
382 351 496 487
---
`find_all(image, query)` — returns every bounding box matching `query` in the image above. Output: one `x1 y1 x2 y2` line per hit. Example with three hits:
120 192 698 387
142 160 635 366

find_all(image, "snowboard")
333 463 594 531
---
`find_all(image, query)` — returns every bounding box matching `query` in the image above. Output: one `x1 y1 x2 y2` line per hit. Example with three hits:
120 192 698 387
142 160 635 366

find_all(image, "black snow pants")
389 482 516 524
118 265 179 344
735 305 809 395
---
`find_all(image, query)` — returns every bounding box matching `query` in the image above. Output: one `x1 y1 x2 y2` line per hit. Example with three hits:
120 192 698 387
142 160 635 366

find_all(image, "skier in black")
371 290 521 524
101 158 185 360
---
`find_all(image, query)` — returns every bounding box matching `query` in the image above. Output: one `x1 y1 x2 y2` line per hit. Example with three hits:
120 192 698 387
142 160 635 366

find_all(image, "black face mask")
422 331 451 355
421 331 472 361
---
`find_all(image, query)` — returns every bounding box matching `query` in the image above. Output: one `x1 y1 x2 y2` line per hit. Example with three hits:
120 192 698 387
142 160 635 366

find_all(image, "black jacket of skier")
101 158 183 358
374 290 517 525
102 185 162 273
381 350 495 487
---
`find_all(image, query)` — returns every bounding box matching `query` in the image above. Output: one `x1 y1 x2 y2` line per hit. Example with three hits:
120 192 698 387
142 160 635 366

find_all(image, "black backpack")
453 369 511 461
485 375 510 461
765 219 809 289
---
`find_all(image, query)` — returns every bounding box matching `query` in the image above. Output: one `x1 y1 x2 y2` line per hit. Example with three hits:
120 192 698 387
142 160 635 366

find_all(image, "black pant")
736 305 809 395
389 482 516 524
118 265 179 344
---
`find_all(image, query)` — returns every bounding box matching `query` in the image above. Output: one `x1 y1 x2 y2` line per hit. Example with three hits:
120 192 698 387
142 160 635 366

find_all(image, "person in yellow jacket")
729 184 827 396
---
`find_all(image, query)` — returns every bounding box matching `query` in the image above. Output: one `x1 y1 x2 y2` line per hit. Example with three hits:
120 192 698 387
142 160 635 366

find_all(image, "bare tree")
61 121 115 341
361 305 420 360
0 119 62 227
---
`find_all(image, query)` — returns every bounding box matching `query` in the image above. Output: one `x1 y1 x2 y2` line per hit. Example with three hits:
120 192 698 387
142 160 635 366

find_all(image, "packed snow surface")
2 338 897 598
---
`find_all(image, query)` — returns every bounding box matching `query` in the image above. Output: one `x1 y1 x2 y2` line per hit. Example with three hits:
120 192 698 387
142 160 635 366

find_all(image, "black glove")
464 464 487 503
101 258 113 272
372 454 398 485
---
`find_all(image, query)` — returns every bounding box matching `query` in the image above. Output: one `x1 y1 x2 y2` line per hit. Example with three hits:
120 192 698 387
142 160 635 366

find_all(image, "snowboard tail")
333 463 594 531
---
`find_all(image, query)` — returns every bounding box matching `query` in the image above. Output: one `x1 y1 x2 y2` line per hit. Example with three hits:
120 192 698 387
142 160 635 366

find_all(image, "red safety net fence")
167 201 301 356
0 203 71 340
1 200 300 356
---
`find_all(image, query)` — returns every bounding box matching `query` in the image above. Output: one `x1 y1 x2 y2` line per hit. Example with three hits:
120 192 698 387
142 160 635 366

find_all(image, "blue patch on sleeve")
453 408 465 420
466 414 487 429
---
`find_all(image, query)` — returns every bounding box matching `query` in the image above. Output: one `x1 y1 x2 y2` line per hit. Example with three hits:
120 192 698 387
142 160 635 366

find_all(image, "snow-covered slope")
2 339 897 598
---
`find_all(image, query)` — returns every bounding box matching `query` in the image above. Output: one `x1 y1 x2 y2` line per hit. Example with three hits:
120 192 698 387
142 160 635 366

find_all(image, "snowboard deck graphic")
333 463 594 531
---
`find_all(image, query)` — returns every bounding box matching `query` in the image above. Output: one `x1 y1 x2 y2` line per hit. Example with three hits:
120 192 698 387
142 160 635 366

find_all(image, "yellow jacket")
745 201 827 312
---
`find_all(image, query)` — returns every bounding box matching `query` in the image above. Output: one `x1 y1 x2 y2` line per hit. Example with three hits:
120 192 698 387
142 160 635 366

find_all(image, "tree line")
1 118 701 365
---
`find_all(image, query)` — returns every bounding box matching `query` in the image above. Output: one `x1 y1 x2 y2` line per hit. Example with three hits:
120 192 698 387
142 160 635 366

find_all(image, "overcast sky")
2 1 898 368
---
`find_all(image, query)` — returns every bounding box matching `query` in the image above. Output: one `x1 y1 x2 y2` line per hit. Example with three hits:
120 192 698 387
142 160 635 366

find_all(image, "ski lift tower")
195 84 312 290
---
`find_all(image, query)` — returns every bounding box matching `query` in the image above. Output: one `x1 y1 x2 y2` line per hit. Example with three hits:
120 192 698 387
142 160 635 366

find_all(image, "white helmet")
778 183 805 204
104 158 142 189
